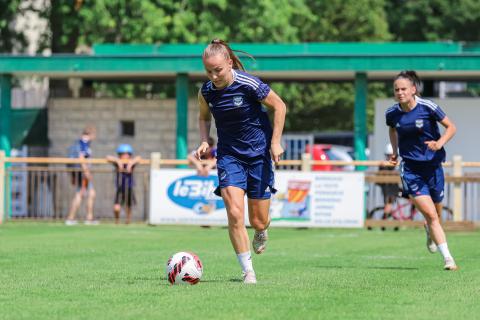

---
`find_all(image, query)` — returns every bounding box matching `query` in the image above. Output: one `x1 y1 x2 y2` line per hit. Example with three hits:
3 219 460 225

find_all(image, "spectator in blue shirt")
65 126 97 225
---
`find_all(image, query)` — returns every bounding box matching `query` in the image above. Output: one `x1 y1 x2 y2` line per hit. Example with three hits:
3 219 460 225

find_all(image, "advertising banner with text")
149 169 364 228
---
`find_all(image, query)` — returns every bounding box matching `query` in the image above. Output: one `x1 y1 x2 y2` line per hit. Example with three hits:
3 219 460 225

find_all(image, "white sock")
437 243 453 260
237 251 254 273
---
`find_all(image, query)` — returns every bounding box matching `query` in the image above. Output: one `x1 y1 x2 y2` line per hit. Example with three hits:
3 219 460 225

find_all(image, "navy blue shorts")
214 154 276 199
400 161 444 203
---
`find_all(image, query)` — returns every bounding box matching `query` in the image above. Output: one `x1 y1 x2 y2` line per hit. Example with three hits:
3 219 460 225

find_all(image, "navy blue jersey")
201 69 272 159
113 163 135 190
386 97 446 164
78 139 92 158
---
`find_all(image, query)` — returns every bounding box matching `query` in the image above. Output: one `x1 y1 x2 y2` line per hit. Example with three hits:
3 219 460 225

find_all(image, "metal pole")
176 73 189 167
0 150 5 223
354 72 367 169
0 74 12 156
0 75 11 222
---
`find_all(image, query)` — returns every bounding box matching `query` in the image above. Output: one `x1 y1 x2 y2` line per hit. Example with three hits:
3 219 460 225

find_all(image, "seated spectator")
188 136 217 176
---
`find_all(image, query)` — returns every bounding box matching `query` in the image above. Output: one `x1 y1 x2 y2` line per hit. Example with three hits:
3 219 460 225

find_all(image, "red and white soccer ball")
166 252 203 285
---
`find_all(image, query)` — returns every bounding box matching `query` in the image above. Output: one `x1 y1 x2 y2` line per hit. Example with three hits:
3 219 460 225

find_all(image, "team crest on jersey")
233 96 243 106
415 119 424 128
219 171 227 181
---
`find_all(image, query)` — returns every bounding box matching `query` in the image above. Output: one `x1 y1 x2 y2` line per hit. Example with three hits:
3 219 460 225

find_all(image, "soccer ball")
166 252 203 285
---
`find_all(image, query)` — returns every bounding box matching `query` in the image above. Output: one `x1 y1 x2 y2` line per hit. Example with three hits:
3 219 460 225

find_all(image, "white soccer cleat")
65 219 78 226
424 224 437 253
444 257 458 271
252 230 268 254
242 271 257 284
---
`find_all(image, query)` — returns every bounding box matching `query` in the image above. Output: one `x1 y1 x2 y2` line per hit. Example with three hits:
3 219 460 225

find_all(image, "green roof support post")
0 74 12 156
0 74 12 221
354 72 368 222
176 73 188 168
354 72 367 170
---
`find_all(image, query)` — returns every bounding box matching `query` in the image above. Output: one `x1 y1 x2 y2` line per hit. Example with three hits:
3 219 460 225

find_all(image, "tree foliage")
0 0 28 53
386 0 480 41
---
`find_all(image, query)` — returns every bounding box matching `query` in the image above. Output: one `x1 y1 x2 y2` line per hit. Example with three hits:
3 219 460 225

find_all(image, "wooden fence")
1 151 479 229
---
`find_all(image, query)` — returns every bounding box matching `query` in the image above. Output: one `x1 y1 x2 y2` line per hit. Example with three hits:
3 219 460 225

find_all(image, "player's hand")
270 142 284 165
388 153 398 166
425 140 442 151
194 142 210 160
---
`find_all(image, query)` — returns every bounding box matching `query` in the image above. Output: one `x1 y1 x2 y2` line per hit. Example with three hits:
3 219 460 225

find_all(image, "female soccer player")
385 70 458 270
195 39 286 284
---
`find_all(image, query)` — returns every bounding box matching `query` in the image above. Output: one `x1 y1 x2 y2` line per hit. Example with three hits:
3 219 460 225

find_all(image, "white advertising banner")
149 169 364 228
270 171 365 228
149 169 228 226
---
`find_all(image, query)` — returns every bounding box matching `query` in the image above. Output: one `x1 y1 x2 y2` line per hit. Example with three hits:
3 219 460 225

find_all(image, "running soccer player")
386 70 458 270
195 39 286 284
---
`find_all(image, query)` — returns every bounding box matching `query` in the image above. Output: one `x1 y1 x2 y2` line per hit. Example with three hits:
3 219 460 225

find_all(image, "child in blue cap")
106 144 142 224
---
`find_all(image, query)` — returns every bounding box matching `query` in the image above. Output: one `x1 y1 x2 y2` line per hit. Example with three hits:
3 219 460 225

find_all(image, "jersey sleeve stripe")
236 76 260 89
385 105 398 115
236 74 260 90
236 72 260 85
417 97 439 111
236 79 259 90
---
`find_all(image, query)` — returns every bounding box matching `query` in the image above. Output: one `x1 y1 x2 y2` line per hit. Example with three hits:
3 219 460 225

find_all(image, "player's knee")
113 204 121 211
227 209 244 228
250 216 269 231
424 212 440 224
228 218 244 229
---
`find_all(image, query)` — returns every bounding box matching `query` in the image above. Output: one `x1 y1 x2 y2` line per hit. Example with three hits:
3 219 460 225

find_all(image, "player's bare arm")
196 90 212 160
425 116 456 151
262 89 286 164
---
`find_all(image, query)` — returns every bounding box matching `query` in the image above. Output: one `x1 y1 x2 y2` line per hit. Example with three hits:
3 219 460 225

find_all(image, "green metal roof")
1 42 480 81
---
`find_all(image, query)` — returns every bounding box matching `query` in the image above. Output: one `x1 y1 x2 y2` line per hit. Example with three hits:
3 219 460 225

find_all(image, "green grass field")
1 222 479 320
